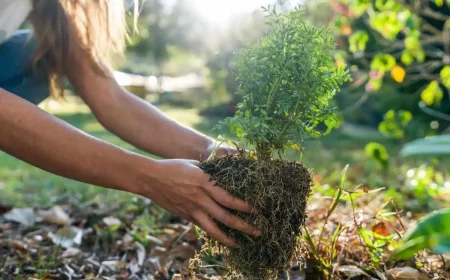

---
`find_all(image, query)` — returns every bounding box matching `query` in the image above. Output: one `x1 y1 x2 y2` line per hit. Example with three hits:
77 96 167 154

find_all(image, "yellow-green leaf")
401 52 414 66
434 0 444 7
371 54 396 73
365 142 389 168
440 66 450 89
349 31 369 53
421 81 444 106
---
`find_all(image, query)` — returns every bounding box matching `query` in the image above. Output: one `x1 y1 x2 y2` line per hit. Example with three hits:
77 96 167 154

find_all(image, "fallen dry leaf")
386 267 428 280
147 234 164 246
134 241 146 267
372 222 391 237
48 226 83 249
338 265 370 278
102 216 121 228
3 208 37 226
38 206 71 226
62 247 81 258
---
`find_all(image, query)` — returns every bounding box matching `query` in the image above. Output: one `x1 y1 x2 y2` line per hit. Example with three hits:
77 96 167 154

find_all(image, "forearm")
0 88 148 193
72 73 214 160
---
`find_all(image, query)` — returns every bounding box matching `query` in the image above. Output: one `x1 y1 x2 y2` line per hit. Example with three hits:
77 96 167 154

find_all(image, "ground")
1 97 449 279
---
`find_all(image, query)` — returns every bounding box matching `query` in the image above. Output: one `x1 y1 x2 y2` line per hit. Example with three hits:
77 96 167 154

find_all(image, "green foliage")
303 166 349 275
392 208 450 260
333 0 450 135
365 142 389 169
223 6 351 159
370 54 396 74
400 135 450 158
378 110 412 139
421 81 444 106
440 66 450 89
349 31 369 53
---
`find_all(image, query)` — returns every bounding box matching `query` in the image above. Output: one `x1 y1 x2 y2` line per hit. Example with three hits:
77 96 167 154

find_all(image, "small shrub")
192 5 351 280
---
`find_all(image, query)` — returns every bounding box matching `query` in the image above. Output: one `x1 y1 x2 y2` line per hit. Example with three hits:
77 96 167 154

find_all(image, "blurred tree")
201 11 269 117
332 0 450 139
125 0 209 76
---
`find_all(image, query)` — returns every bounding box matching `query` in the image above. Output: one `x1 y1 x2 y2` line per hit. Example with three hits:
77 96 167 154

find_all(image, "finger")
193 212 239 247
187 160 200 167
202 196 260 237
203 182 257 213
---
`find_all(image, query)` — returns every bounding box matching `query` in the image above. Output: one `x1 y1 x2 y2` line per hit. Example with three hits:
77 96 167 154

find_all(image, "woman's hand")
135 158 259 247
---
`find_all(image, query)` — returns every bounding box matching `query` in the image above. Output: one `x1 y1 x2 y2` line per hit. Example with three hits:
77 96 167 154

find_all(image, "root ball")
198 154 313 279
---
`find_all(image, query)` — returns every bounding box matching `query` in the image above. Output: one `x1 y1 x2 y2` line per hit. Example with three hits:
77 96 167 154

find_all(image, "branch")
360 36 445 59
342 91 371 115
421 7 450 22
422 22 442 35
406 73 439 81
418 101 450 122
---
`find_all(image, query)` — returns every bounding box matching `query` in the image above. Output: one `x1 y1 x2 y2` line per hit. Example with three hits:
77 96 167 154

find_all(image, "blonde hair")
30 0 138 98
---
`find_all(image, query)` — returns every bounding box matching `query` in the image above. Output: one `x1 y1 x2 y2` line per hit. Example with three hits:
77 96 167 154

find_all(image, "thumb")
188 160 201 167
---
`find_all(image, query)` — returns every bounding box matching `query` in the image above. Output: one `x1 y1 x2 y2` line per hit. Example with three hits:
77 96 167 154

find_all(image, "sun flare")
192 0 279 26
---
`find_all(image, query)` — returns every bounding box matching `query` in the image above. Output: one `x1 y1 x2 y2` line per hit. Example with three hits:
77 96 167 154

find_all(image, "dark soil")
198 154 313 279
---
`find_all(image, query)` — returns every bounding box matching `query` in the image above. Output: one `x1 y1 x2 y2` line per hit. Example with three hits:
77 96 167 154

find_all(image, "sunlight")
192 0 278 26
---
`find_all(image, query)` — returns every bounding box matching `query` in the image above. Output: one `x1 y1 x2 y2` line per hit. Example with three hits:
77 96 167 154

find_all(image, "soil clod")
196 154 313 279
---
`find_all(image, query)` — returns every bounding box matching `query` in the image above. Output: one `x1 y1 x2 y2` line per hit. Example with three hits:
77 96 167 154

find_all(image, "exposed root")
193 154 313 279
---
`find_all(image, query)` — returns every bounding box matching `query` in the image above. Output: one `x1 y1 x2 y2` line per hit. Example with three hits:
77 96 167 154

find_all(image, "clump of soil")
197 154 313 279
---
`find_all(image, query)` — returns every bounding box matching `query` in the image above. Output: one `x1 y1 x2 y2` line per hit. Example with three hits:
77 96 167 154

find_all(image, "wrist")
116 151 159 195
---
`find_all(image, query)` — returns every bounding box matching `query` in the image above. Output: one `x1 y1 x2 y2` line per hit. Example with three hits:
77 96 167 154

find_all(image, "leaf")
371 54 396 73
440 66 450 89
421 81 443 106
349 31 369 53
401 52 414 66
328 165 348 216
324 116 341 134
391 236 428 260
358 228 374 248
365 142 389 168
391 65 406 83
386 267 428 280
103 216 122 231
400 135 450 157
434 0 444 7
49 226 83 249
372 222 391 237
391 209 450 260
3 208 37 227
403 208 450 241
37 206 71 226
338 265 370 278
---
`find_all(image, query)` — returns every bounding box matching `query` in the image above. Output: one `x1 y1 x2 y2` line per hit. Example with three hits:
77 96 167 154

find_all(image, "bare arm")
0 87 142 192
68 59 218 160
0 87 257 246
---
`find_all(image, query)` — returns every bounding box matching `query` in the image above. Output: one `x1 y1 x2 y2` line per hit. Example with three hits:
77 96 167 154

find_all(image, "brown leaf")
338 265 370 278
386 267 428 280
372 222 391 237
168 243 196 261
38 206 71 226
